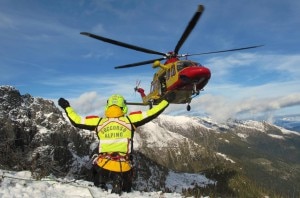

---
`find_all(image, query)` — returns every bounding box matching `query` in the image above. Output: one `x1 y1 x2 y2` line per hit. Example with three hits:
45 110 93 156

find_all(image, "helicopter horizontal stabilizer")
125 102 149 106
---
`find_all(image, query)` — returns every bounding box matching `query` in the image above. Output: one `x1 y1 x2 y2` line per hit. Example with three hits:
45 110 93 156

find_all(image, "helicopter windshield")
177 60 201 71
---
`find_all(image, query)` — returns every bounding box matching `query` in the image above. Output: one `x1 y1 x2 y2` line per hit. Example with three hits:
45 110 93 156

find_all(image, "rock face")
1 85 299 197
0 86 93 177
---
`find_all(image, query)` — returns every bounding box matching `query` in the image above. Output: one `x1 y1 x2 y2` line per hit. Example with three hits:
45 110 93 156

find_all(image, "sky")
1 0 300 122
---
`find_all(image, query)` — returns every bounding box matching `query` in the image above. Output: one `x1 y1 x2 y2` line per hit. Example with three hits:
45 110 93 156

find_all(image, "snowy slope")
0 169 213 198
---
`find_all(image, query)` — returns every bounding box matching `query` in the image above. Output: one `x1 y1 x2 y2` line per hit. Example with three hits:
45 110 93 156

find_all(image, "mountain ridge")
1 85 299 197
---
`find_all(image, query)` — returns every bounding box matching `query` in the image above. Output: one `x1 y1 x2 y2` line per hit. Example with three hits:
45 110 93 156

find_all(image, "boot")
122 170 133 193
99 183 108 191
111 175 122 195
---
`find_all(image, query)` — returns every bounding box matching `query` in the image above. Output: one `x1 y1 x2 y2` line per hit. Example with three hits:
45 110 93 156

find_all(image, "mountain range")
0 85 299 197
274 114 300 132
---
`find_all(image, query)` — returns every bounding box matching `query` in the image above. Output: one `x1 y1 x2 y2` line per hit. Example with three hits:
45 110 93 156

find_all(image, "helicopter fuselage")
145 60 211 105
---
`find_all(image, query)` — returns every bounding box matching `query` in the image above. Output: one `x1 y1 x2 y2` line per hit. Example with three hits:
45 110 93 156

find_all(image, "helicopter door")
150 75 160 97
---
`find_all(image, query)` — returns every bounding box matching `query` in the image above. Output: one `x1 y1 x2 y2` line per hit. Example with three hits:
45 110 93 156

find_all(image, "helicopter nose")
179 66 211 82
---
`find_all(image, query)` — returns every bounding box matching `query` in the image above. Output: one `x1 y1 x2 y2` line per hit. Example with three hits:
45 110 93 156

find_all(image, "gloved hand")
58 98 70 109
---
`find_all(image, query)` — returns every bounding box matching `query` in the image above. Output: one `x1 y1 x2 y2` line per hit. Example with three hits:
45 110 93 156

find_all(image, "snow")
268 134 285 139
0 170 186 198
157 115 211 131
165 171 215 193
273 125 300 136
218 138 230 143
235 120 266 132
36 125 50 134
237 133 248 139
216 153 235 163
200 117 230 130
44 112 54 118
137 121 190 148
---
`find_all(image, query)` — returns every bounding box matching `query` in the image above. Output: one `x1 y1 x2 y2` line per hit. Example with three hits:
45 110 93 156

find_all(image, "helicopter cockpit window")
177 61 200 71
171 65 176 76
166 69 170 80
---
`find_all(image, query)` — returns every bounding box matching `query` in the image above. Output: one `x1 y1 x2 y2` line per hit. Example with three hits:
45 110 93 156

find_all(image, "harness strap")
119 161 123 173
126 116 135 154
99 152 129 161
95 117 103 139
97 153 131 173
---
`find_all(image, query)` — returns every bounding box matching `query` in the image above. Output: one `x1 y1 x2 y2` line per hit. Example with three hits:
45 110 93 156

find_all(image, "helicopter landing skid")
187 86 202 111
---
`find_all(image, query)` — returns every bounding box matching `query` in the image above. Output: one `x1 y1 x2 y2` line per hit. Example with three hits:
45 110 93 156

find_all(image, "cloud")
204 53 257 77
53 73 153 115
189 92 300 123
70 91 106 115
205 53 300 80
63 89 300 123
198 52 300 121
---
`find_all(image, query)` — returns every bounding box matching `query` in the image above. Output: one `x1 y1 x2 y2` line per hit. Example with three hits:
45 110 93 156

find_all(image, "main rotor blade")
115 58 165 69
174 5 205 54
186 45 264 56
81 32 165 56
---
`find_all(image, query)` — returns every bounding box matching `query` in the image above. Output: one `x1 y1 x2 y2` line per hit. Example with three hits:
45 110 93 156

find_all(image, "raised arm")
58 98 100 130
129 100 169 127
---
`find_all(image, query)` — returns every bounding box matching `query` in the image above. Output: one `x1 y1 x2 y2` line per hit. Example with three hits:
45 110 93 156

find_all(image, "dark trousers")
92 164 133 193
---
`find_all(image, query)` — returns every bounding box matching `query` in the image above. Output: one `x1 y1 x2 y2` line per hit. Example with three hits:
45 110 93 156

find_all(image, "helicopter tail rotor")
134 80 141 93
134 80 146 98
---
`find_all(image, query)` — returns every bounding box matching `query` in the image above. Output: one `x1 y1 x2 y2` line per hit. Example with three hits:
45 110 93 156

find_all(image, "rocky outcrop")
0 86 93 177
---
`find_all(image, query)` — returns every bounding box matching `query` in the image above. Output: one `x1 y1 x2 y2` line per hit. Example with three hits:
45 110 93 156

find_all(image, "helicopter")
80 5 262 111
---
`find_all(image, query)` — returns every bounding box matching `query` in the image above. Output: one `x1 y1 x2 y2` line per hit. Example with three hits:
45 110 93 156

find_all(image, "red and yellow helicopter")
81 5 262 111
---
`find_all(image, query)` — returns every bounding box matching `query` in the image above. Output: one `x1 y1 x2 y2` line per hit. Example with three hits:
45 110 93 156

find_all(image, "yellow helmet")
106 94 128 114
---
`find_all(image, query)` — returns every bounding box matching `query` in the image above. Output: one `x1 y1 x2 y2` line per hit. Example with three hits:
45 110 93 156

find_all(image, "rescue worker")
58 94 172 194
